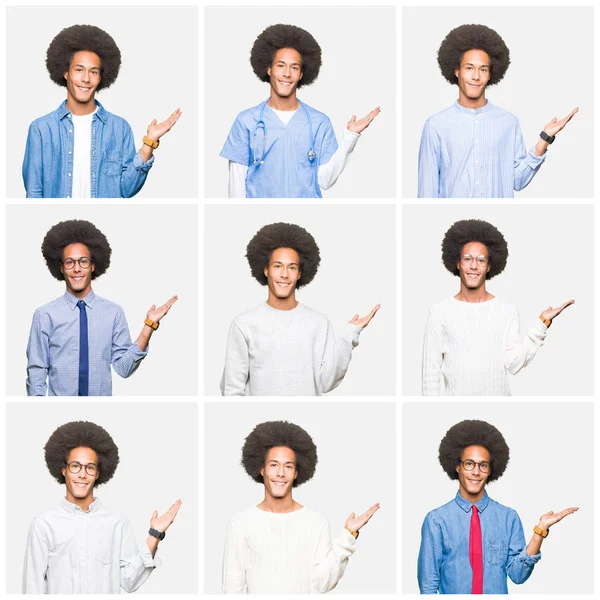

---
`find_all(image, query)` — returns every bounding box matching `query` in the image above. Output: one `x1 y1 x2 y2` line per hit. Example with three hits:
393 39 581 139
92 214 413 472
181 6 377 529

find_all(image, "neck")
258 493 301 514
459 487 485 504
266 293 298 311
267 91 299 111
66 491 95 512
454 284 492 303
66 95 97 116
457 92 487 110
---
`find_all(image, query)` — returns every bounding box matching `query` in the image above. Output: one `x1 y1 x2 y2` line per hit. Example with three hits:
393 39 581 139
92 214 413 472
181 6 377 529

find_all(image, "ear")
299 70 304 81
455 463 460 474
267 65 271 77
91 262 96 275
260 466 265 478
263 265 269 278
454 68 459 79
486 262 491 274
61 466 67 478
64 71 69 81
294 470 298 480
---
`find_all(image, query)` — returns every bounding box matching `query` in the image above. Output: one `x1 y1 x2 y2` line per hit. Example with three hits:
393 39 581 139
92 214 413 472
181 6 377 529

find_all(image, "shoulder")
428 297 456 316
300 507 329 527
233 103 264 124
227 506 259 528
93 295 123 310
34 296 67 315
487 102 519 124
29 107 62 129
301 102 332 126
486 496 520 520
100 107 130 127
298 303 329 324
232 303 267 325
423 498 456 524
491 298 518 315
423 105 456 128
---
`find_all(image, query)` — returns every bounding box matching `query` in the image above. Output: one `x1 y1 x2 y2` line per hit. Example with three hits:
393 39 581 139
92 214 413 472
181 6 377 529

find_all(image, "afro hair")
250 24 321 87
46 24 121 90
246 222 320 288
438 419 510 483
42 219 111 281
44 421 120 486
242 421 318 486
441 219 508 279
437 24 510 86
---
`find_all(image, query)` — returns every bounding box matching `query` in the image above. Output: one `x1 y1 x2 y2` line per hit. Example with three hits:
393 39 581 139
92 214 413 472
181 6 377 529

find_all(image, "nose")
81 70 90 82
472 69 480 81
72 261 82 273
281 267 289 278
471 463 482 474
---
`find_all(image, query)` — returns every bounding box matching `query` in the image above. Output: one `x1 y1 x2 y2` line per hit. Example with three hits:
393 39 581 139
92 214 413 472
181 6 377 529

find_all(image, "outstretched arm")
534 108 578 157
139 109 182 162
346 107 381 134
145 499 182 557
134 295 178 352
319 305 380 394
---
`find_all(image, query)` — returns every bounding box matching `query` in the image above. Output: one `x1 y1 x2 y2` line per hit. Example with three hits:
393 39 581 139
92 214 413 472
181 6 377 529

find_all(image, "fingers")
169 498 183 518
164 295 179 310
561 299 575 309
369 304 381 318
365 106 381 122
348 115 357 123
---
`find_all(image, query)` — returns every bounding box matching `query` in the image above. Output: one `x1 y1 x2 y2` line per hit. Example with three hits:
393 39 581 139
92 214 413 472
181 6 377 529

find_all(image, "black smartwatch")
539 130 555 144
148 528 166 540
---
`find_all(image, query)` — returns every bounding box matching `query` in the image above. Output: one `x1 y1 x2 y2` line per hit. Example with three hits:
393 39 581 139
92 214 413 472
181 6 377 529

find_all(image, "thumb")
349 115 356 123
152 510 158 520
150 304 156 311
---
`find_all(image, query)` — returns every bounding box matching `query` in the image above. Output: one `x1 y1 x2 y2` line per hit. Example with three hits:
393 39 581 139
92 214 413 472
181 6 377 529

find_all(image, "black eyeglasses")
66 461 98 475
61 257 93 270
459 459 490 473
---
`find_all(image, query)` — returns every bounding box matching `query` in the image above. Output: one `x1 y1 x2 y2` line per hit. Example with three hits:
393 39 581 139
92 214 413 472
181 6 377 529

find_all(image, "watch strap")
539 315 551 327
539 130 555 144
533 525 549 538
144 317 160 330
142 135 160 149
345 526 359 539
148 527 166 540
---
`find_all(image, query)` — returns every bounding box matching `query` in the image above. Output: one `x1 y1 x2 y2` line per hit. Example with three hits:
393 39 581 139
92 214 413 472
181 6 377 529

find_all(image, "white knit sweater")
220 302 362 396
222 506 356 594
422 297 548 396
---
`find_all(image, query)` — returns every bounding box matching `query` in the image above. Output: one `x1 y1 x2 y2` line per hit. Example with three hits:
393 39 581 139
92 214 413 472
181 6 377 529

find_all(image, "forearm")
505 318 547 375
534 136 550 157
319 324 361 394
312 528 356 593
318 129 359 190
146 535 159 558
135 322 155 352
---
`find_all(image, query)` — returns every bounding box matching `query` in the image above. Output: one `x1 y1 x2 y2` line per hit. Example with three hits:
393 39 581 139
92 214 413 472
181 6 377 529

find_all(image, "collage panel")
6 5 198 199
204 5 396 199
402 402 593 594
5 204 198 397
204 401 396 594
6 401 198 594
402 203 594 397
402 6 592 199
204 203 396 397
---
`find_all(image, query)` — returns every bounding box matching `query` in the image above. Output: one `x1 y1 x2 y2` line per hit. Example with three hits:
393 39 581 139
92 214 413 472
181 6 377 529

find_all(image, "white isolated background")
6 6 198 198
204 204 396 396
204 6 396 198
204 401 396 594
402 402 593 594
5 204 198 396
5 401 198 594
402 204 594 396
402 6 593 198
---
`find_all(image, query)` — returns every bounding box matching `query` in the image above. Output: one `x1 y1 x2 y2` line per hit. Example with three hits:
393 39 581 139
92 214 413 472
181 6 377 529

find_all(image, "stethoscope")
253 99 317 166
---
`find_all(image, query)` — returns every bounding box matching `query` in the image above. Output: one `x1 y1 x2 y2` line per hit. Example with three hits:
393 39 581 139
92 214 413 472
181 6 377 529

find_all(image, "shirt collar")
453 99 491 116
454 489 490 513
63 288 96 309
60 496 101 514
57 99 107 123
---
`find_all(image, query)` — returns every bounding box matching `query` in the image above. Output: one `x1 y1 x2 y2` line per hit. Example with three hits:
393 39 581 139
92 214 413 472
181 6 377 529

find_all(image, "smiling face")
260 446 298 501
457 241 490 291
264 247 301 303
456 445 490 502
267 47 304 99
60 243 95 299
61 446 100 507
64 50 101 109
454 49 490 106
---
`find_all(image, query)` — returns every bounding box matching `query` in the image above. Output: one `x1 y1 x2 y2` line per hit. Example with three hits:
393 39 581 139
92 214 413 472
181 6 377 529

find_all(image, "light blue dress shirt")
418 101 546 198
220 100 338 198
22 100 154 198
26 290 148 396
418 491 541 594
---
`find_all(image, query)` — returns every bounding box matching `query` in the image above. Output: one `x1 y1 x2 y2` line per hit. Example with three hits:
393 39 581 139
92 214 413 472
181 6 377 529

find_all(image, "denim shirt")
418 491 541 594
22 100 154 198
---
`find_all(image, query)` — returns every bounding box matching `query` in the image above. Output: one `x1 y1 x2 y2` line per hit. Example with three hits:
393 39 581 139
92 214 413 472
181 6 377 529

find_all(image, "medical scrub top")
220 100 339 198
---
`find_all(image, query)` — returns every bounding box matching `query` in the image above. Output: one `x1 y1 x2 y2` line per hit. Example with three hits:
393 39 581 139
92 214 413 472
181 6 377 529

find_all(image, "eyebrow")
73 64 100 69
275 60 302 67
271 261 299 266
463 62 489 68
268 460 296 465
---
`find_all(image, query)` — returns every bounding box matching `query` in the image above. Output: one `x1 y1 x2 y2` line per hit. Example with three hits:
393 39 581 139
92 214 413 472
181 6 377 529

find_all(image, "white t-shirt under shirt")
71 109 97 198
422 296 548 396
222 506 356 594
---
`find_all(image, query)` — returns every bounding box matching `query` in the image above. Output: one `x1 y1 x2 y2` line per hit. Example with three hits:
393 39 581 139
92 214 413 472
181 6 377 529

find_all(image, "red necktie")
469 505 483 594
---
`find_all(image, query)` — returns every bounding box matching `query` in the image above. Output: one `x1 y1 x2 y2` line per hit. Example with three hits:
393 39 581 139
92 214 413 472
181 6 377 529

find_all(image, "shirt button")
69 129 72 133
92 150 96 155
68 173 72 177
68 151 72 155
92 173 95 178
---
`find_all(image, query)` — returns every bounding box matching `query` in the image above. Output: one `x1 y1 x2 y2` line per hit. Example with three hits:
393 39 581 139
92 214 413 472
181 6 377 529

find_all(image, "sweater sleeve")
22 518 49 593
317 321 361 394
221 321 249 396
222 519 247 593
504 309 548 375
422 307 444 396
311 525 356 593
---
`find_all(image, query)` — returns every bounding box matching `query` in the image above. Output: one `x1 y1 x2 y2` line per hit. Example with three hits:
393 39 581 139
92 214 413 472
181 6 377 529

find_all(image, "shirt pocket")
485 539 508 566
102 151 123 178
94 536 115 565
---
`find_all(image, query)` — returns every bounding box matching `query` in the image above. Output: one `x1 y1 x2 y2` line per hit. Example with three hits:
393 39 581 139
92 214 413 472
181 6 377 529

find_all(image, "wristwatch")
533 525 549 538
142 135 160 149
539 130 555 144
144 317 160 330
539 315 551 327
345 527 359 539
148 528 166 540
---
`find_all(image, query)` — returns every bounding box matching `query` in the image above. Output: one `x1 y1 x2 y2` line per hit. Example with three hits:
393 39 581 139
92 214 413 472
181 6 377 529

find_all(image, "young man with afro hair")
223 420 379 593
26 219 177 396
417 419 577 594
22 24 181 198
23 421 181 594
418 24 578 198
220 222 380 396
422 219 573 396
220 23 380 198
